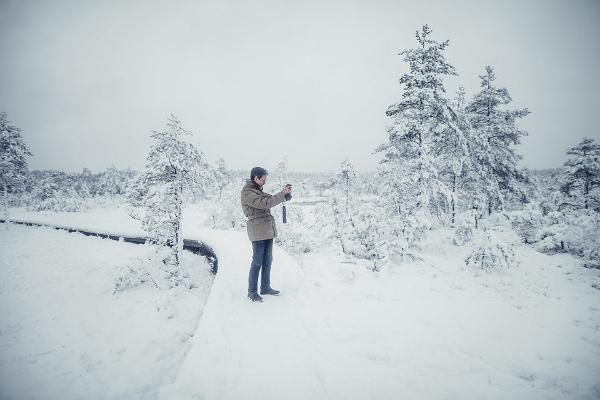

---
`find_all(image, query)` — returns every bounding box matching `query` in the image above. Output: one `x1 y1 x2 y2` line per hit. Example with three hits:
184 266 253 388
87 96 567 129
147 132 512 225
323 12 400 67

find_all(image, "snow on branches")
0 112 32 225
560 137 600 212
127 114 213 287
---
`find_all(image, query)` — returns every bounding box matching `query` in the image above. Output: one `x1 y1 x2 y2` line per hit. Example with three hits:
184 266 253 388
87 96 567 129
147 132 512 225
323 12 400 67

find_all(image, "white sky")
1 0 599 173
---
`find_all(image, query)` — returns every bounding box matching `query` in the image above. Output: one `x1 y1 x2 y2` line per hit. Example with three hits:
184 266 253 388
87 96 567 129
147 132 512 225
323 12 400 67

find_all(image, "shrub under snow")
465 234 519 271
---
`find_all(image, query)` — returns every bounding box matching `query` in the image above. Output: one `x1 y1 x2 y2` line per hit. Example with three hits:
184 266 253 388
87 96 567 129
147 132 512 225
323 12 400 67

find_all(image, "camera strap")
282 204 287 224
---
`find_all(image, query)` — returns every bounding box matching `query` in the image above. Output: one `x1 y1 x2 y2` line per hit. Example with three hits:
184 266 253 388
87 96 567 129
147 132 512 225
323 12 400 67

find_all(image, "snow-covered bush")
385 213 427 263
206 182 246 231
509 205 544 244
113 246 203 293
534 211 566 253
114 263 153 294
330 197 390 271
276 223 313 254
30 179 87 212
453 221 473 245
272 203 314 254
561 211 600 268
52 186 87 212
532 210 600 268
465 234 519 271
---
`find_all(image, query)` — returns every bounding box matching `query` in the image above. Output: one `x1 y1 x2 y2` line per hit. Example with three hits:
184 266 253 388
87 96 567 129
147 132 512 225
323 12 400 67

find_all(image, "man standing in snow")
241 167 292 302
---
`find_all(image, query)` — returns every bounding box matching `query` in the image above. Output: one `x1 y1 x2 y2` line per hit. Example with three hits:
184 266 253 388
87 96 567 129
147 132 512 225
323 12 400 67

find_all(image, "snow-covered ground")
2 205 600 399
0 222 214 400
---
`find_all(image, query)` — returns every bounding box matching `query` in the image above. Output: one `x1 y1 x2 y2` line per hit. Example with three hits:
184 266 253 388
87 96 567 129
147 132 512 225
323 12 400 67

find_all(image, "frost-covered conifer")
436 86 473 225
274 157 289 187
376 25 456 246
127 114 211 287
208 181 246 230
560 137 600 211
29 173 85 212
465 66 530 214
31 176 59 211
0 112 32 225
337 158 356 213
99 165 125 197
329 195 390 270
78 168 100 196
214 158 231 201
465 233 518 271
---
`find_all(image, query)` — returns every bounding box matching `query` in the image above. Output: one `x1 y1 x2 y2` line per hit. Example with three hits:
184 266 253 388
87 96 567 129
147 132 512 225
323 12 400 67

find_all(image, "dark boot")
248 292 263 302
260 287 280 296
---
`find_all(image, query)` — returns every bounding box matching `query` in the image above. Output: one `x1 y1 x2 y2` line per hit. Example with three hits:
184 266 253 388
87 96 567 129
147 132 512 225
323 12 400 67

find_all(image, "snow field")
2 206 600 399
0 223 214 400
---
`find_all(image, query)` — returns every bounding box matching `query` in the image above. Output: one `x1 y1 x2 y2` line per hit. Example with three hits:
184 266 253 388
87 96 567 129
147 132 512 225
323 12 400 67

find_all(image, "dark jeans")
248 239 273 294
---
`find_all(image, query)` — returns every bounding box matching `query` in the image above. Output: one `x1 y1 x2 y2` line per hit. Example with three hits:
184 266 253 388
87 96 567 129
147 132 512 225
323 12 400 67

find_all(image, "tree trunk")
345 175 349 214
584 170 590 210
3 183 9 230
175 182 184 269
451 174 456 226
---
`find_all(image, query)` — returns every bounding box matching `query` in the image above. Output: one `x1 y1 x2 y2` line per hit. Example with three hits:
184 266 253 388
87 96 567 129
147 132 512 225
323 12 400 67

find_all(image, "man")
240 167 292 302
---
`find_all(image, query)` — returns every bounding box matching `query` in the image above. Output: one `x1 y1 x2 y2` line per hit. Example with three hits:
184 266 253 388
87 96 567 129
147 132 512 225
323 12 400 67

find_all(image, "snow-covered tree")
465 66 530 215
337 158 356 213
30 175 59 210
99 165 125 197
560 137 600 212
376 25 456 247
127 114 211 287
465 233 518 271
214 158 231 201
28 173 86 212
330 196 389 271
207 180 246 230
0 112 32 225
436 86 472 225
274 156 289 187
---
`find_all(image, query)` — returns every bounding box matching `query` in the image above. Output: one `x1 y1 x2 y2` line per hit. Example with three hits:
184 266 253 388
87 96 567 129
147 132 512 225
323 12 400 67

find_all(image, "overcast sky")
1 0 599 173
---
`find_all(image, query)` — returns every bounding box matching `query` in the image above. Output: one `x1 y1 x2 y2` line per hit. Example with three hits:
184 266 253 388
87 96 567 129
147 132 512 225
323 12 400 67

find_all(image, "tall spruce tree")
0 112 32 226
376 25 456 228
560 137 600 211
465 66 530 214
127 114 212 287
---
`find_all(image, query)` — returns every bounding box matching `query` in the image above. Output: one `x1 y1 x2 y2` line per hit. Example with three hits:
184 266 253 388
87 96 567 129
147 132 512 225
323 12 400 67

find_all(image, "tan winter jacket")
240 179 286 241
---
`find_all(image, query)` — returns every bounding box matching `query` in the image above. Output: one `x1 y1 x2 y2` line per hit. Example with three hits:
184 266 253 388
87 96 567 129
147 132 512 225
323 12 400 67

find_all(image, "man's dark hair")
250 167 268 181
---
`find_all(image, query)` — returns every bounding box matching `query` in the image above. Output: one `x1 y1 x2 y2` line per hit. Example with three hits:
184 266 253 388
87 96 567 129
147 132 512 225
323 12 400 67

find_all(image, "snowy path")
160 229 334 400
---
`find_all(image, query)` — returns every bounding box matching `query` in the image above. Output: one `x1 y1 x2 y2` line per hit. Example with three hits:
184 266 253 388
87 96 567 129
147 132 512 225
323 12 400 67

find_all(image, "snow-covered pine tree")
560 137 600 211
435 86 472 226
127 114 211 287
99 165 125 197
78 168 99 196
465 66 530 215
376 25 456 243
0 112 32 226
337 158 356 214
274 156 289 188
214 158 230 201
30 175 57 211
